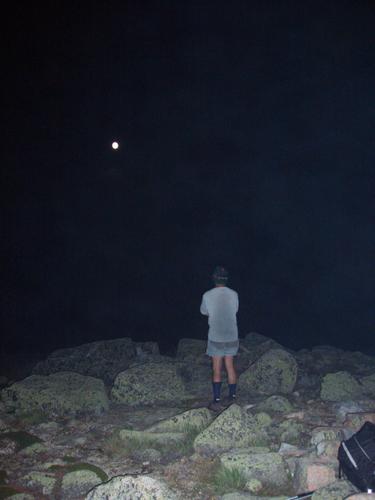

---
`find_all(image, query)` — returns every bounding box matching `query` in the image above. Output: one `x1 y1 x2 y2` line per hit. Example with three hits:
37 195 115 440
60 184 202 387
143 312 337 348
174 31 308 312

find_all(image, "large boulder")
237 333 285 372
1 372 109 416
146 407 213 432
61 468 105 498
85 475 178 499
239 349 298 395
111 362 188 405
220 449 292 495
320 371 364 401
32 338 138 384
193 404 271 455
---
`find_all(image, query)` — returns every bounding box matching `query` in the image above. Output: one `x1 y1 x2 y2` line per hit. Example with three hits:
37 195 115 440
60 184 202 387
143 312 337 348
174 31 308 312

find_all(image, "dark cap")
212 266 229 285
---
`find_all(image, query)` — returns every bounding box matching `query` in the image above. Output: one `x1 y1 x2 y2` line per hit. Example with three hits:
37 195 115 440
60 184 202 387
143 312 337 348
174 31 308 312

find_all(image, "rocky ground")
1 333 375 499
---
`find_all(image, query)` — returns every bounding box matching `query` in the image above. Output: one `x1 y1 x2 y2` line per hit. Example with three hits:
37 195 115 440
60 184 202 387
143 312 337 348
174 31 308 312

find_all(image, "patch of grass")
0 485 20 499
0 431 42 451
178 425 201 455
212 465 247 495
103 425 201 460
48 462 108 483
102 431 135 458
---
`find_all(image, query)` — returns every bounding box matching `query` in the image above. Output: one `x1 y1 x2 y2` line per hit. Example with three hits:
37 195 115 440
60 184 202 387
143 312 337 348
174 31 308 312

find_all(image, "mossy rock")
239 349 298 395
220 450 292 496
194 404 270 456
320 371 364 401
146 407 213 433
85 475 178 500
1 372 109 416
111 362 188 405
19 472 56 496
61 468 106 498
311 479 355 499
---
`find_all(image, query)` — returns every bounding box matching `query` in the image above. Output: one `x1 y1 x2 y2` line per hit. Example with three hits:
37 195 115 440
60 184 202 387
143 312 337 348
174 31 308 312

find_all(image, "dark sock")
228 383 237 399
212 382 222 401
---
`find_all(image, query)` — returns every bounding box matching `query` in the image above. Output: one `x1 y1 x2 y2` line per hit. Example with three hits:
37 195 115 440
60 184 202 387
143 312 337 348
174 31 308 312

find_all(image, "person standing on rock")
200 266 239 411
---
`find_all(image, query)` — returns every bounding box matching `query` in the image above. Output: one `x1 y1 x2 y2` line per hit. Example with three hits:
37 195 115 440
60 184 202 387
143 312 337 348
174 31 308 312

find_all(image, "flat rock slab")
85 475 179 500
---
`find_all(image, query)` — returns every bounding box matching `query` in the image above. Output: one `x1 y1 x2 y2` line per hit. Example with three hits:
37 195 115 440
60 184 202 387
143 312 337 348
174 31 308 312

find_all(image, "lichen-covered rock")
85 475 178 499
61 468 105 498
1 372 109 416
311 479 356 500
32 338 137 384
239 349 298 395
146 407 213 433
111 362 187 405
193 404 270 455
256 395 294 413
320 371 364 401
20 471 56 496
220 450 292 495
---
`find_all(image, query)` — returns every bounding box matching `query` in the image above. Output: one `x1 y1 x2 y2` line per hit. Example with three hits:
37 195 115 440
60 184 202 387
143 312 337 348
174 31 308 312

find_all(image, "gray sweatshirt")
200 286 239 342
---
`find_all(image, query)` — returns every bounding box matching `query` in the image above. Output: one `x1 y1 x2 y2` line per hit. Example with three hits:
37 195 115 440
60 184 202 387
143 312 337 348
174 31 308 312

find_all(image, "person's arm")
200 295 208 315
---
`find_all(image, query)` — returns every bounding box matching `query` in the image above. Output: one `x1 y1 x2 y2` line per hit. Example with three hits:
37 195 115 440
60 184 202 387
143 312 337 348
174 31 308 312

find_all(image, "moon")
111 141 119 150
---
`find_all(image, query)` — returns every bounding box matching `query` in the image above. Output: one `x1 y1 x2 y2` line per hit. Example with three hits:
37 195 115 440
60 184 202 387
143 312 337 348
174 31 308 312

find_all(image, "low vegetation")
212 465 247 495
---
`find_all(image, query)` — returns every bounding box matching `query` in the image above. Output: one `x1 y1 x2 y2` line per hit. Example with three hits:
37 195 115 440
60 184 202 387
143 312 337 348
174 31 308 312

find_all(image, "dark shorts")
206 339 239 357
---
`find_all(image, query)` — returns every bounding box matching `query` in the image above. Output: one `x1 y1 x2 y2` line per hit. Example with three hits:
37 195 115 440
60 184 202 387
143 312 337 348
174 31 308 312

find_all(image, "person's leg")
224 356 237 400
212 356 223 402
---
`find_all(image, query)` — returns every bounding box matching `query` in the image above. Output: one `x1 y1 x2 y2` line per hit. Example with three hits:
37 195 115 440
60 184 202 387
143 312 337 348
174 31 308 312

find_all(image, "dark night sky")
1 1 374 356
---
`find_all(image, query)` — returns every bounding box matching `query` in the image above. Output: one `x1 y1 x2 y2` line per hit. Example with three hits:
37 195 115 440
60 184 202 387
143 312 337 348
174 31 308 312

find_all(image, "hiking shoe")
208 400 225 412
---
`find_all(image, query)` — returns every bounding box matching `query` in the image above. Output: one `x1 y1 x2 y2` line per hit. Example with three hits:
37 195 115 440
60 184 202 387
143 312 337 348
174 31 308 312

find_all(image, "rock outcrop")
239 348 298 395
1 372 109 416
2 332 375 499
111 362 188 405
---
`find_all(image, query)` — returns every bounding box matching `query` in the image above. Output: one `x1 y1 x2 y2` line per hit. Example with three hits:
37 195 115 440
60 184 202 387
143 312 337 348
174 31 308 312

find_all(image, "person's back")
200 286 238 342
